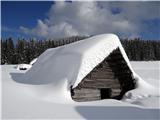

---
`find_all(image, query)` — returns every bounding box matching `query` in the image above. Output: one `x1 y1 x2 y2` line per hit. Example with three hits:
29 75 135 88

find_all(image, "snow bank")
122 61 160 108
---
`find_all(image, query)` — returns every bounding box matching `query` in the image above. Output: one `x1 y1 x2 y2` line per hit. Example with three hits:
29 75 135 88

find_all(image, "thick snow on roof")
19 34 133 87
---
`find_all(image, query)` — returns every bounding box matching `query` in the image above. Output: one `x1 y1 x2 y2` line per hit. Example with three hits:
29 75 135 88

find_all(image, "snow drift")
14 34 159 103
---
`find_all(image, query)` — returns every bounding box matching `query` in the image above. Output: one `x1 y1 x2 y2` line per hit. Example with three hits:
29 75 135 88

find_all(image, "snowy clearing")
1 34 160 119
1 62 160 119
11 34 159 104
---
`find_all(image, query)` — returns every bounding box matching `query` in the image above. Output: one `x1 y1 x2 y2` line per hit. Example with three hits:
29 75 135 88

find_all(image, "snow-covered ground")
1 34 160 119
123 61 160 109
1 61 160 119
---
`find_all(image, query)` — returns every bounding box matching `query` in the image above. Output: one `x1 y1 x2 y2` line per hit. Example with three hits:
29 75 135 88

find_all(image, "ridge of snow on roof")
19 34 134 89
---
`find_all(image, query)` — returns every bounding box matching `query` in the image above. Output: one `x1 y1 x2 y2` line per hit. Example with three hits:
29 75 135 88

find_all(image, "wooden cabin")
71 47 136 102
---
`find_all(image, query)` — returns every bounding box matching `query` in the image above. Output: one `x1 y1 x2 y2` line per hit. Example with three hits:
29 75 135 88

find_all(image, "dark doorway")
100 88 111 99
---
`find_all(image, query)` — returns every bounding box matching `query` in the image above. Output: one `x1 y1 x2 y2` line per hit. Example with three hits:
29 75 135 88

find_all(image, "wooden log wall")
72 47 136 102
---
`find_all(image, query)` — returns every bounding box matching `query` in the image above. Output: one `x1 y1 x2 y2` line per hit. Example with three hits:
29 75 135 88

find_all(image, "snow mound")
122 61 160 108
14 34 158 103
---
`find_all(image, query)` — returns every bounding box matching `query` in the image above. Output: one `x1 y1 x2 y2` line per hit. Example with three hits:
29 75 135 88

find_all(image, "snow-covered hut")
20 34 136 102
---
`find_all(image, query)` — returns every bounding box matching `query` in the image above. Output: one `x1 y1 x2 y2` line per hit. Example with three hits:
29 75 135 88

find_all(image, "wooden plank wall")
72 47 136 102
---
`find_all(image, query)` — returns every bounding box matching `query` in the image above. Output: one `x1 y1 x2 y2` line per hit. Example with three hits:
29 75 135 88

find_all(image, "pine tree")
6 38 15 64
